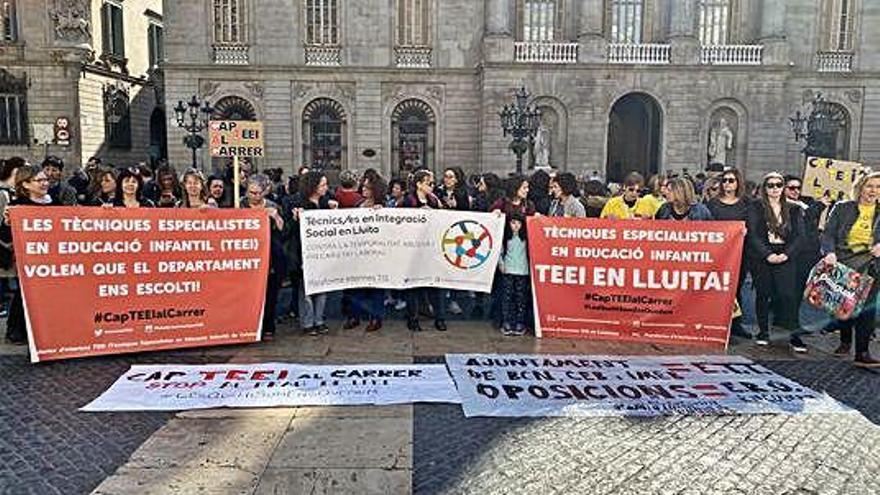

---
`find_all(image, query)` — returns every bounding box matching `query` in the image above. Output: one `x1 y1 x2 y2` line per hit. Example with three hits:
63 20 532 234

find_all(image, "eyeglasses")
765 182 784 189
625 186 640 192
722 178 737 184
786 185 802 191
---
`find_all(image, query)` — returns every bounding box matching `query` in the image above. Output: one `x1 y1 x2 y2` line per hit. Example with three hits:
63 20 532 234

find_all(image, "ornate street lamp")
789 92 846 158
173 95 214 169
499 86 542 175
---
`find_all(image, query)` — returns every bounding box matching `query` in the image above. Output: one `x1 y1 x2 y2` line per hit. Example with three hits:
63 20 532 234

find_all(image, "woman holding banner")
400 170 448 332
490 176 536 218
819 171 880 367
113 168 155 208
654 178 712 221
180 169 217 209
345 176 387 332
87 166 118 206
244 174 289 341
294 171 333 336
2 165 58 345
707 167 752 339
747 172 805 348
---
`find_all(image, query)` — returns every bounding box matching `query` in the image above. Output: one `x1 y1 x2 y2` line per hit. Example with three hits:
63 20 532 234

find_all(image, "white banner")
82 363 460 411
301 209 504 295
446 354 850 417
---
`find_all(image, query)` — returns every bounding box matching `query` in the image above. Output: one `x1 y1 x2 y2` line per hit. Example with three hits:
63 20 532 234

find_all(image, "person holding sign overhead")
820 171 880 368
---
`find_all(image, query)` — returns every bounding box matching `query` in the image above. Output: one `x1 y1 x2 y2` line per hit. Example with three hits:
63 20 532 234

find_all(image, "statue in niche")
533 123 551 169
708 118 734 170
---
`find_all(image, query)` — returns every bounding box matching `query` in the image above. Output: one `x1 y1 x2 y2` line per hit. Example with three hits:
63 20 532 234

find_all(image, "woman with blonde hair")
654 178 713 221
747 172 804 348
819 171 880 367
180 169 217 209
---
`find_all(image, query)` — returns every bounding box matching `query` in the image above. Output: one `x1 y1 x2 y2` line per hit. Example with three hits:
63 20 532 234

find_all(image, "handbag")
804 258 874 321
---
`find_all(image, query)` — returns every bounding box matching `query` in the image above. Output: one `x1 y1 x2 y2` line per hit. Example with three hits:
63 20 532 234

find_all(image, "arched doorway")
391 99 435 177
149 108 167 166
606 93 662 183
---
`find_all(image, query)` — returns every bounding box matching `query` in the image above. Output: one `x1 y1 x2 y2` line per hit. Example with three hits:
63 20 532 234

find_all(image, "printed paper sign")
802 157 870 201
10 207 270 363
82 363 461 411
528 217 745 349
446 354 849 417
301 208 504 295
209 120 264 158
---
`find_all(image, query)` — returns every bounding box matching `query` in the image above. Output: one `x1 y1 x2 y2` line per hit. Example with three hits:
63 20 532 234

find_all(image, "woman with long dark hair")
2 165 58 344
747 172 804 347
345 176 388 332
499 212 530 336
293 171 333 336
113 168 155 208
707 167 752 339
490 175 536 218
819 171 880 367
436 166 471 211
87 166 118 206
399 170 447 332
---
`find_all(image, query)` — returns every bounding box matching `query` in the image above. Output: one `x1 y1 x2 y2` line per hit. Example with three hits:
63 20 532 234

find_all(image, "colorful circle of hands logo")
442 220 494 270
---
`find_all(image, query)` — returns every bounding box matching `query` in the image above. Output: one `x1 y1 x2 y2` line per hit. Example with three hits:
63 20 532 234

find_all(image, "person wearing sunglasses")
819 171 880 367
707 168 753 339
601 172 644 220
747 172 805 348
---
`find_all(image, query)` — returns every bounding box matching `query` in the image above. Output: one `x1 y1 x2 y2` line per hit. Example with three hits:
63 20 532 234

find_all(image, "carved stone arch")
389 98 436 177
603 88 666 181
530 95 568 170
291 82 356 173
213 95 257 121
302 97 348 173
200 80 265 121
702 98 748 172
381 84 445 178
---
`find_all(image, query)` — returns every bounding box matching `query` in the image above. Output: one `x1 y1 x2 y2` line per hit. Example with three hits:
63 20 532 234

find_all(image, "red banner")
10 207 270 362
527 217 745 349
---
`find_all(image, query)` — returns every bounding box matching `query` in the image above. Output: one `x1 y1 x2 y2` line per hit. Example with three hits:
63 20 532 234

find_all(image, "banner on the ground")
802 157 870 201
82 363 461 411
527 217 745 349
301 208 504 295
10 207 270 363
446 354 849 417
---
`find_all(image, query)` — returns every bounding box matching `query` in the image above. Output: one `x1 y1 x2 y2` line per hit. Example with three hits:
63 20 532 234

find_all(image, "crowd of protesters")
1 155 878 368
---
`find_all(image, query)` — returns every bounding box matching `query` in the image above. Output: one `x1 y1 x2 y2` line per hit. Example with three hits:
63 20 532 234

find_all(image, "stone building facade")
164 0 877 181
0 0 164 168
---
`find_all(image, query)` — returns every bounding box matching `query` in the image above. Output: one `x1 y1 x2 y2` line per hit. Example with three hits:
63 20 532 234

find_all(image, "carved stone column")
760 0 789 66
668 0 699 65
484 0 513 63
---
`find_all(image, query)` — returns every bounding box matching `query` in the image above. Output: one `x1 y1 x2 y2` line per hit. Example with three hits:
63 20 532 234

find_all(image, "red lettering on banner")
527 217 746 350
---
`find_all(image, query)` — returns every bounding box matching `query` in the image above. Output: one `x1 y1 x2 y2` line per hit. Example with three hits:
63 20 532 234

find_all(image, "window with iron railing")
213 0 246 44
609 0 644 44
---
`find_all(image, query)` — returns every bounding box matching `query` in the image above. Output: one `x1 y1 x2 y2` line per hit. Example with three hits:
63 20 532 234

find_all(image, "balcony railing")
305 45 342 66
816 51 854 73
212 44 249 65
701 45 763 65
395 46 432 68
607 43 670 64
513 42 578 64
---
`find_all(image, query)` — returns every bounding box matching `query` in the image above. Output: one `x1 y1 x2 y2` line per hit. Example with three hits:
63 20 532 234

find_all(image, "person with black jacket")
819 171 880 368
747 172 804 348
1 165 58 345
113 167 155 208
707 167 752 339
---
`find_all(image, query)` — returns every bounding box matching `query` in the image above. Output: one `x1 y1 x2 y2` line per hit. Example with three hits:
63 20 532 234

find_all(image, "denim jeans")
298 281 327 328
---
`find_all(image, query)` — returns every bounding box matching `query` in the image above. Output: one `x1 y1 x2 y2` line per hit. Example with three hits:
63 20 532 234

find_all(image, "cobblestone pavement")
413 359 880 495
0 351 231 495
2 318 880 495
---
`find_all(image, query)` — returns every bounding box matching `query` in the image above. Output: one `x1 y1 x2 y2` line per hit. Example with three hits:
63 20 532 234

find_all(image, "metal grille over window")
213 96 256 121
1 1 16 42
395 0 431 67
698 0 731 46
610 0 643 44
392 99 435 175
103 84 131 149
0 69 25 145
303 98 346 171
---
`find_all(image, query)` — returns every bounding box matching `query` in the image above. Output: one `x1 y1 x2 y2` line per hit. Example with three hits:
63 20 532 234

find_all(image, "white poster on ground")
82 363 461 411
300 209 504 295
446 354 850 418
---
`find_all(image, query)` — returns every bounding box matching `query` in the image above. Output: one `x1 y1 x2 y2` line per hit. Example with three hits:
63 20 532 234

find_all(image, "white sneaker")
448 300 463 315
394 300 407 311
